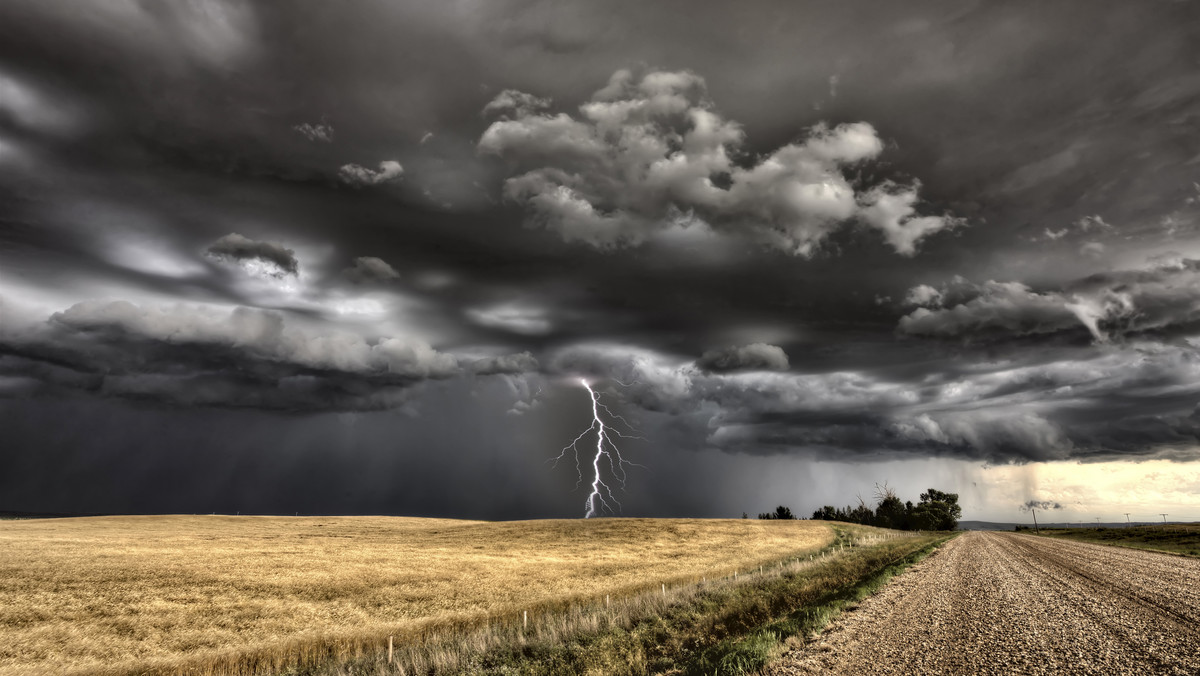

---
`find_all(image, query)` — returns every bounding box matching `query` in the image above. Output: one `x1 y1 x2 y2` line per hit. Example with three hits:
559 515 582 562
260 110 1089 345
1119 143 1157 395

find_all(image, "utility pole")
1124 513 1131 528
1031 507 1039 534
1095 517 1101 529
1161 513 1169 525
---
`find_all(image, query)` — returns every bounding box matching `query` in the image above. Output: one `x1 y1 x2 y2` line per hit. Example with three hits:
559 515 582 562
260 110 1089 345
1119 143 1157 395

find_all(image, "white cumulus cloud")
339 160 404 186
479 68 958 256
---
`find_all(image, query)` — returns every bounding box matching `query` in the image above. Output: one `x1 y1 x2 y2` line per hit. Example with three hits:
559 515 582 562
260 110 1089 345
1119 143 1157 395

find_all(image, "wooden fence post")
388 636 393 664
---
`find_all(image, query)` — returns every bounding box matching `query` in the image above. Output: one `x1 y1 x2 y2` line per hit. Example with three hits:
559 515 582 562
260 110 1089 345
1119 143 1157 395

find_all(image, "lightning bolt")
551 378 644 518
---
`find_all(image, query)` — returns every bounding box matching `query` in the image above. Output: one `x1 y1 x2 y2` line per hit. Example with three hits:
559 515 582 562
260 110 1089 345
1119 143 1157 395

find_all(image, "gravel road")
767 531 1200 675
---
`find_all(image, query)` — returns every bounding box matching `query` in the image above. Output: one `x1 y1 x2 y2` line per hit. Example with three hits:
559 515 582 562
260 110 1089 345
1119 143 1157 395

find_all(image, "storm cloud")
343 256 401 284
293 122 333 143
546 339 1200 464
339 161 404 186
2 1 1200 520
205 233 300 277
1021 500 1064 512
480 69 958 255
899 259 1200 343
696 343 790 372
0 298 537 411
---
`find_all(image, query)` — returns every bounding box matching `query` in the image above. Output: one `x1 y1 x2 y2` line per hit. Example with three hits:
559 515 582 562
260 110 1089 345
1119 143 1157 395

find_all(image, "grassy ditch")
303 528 953 676
1032 524 1200 558
689 531 953 676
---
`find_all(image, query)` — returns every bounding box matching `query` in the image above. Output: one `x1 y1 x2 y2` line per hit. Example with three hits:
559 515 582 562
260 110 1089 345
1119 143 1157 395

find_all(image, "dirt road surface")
768 531 1200 675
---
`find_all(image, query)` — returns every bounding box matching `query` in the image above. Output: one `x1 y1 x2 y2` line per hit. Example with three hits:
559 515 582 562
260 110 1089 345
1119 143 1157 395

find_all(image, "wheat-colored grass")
0 515 833 676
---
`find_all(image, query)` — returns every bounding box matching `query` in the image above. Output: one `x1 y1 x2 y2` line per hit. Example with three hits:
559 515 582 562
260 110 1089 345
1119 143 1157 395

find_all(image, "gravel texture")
767 531 1200 675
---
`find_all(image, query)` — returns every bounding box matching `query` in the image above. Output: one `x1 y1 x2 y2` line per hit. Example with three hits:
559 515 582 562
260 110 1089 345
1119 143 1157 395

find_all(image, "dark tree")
848 503 874 525
805 484 960 531
911 488 962 530
758 505 796 520
874 495 908 529
811 505 839 521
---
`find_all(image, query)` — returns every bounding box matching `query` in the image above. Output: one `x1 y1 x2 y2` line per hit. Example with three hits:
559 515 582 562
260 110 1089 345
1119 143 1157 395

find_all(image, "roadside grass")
1033 524 1200 558
703 531 954 676
304 527 953 676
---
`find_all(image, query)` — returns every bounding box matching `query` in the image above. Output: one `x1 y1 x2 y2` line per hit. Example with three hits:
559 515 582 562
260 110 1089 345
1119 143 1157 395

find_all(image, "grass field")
0 515 836 676
1034 524 1200 557
312 527 948 676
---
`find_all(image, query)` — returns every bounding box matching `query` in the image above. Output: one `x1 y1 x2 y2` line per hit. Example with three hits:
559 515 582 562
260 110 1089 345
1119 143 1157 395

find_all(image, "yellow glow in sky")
972 459 1200 524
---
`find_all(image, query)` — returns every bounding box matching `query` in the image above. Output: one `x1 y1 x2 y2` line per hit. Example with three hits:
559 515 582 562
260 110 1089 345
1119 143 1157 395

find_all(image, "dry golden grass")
0 515 833 676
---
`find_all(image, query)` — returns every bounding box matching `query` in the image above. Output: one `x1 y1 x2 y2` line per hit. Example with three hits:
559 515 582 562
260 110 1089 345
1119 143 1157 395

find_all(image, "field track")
769 531 1200 675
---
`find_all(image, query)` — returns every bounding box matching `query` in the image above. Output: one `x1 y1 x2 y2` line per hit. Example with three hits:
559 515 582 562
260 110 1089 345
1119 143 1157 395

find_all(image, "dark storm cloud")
899 280 1084 341
0 298 535 411
2 0 1200 519
205 233 300 277
695 343 790 372
547 340 1200 464
469 351 540 376
343 256 400 284
1021 500 1063 511
898 258 1200 343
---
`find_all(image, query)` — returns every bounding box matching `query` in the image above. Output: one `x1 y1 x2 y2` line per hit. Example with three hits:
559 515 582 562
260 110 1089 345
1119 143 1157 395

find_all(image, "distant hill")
0 510 108 519
958 520 1020 531
958 520 1169 531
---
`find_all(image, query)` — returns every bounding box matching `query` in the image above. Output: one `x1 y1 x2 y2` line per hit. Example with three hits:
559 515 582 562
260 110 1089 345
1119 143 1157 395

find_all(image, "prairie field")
1035 523 1200 557
0 515 834 675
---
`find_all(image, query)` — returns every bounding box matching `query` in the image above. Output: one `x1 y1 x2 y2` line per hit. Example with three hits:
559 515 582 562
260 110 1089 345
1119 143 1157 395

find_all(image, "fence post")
606 594 610 609
661 583 665 597
523 610 528 630
388 636 393 664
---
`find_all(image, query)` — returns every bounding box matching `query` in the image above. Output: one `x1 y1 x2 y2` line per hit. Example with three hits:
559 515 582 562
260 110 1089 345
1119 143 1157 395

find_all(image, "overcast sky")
3 1 1200 523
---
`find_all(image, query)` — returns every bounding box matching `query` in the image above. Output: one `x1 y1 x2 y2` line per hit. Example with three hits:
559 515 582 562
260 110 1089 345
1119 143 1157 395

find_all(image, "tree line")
754 484 962 531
